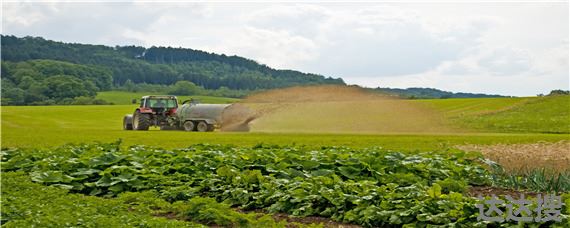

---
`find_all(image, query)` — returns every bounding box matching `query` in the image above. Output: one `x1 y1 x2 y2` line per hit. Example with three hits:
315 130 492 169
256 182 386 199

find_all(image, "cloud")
213 26 320 68
437 46 532 76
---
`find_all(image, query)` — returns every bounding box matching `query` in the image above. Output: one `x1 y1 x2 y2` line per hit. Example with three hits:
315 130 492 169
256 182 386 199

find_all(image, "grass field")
2 96 569 150
416 97 531 117
415 96 570 133
96 91 239 105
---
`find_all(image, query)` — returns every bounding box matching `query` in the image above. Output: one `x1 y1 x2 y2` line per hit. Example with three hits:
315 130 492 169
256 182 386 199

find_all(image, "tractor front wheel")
133 112 150 130
123 115 133 130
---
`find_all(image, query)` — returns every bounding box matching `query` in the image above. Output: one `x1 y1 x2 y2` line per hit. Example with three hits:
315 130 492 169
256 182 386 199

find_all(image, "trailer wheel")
133 112 150 130
183 121 196 131
123 115 133 130
196 121 209 132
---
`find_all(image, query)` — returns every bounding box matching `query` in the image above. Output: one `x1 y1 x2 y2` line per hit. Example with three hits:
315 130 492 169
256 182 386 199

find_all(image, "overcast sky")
2 1 568 96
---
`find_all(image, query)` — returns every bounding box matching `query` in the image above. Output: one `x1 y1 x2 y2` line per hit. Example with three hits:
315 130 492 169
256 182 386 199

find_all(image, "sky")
2 1 568 96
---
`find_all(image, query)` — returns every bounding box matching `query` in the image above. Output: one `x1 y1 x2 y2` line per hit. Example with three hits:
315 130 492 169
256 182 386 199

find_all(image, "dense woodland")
1 35 343 105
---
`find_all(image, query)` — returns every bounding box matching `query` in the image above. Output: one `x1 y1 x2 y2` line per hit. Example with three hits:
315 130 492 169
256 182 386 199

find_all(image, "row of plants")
1 172 307 227
1 172 199 227
2 141 569 227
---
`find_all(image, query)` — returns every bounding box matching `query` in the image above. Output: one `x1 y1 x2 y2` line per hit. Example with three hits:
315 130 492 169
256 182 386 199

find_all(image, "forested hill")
1 35 344 105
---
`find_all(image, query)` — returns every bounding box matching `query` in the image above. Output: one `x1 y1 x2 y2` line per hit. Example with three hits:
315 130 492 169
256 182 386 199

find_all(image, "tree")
18 76 37 90
2 80 26 105
168 80 203 95
548 90 569 96
123 79 136 92
44 75 93 100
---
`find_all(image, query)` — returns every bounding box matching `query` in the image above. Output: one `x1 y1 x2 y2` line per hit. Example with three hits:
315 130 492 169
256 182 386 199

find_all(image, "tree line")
1 35 344 105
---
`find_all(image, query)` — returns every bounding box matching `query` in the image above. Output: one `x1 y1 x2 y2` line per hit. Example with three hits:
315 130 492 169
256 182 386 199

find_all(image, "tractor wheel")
183 121 196 131
133 112 150 130
196 121 210 132
123 115 133 130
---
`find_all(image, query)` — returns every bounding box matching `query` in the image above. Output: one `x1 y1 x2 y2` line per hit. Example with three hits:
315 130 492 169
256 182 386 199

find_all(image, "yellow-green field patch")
1 104 568 150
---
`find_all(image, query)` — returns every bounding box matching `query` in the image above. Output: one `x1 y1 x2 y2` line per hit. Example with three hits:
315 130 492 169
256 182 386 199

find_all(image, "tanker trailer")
176 100 254 132
176 102 228 132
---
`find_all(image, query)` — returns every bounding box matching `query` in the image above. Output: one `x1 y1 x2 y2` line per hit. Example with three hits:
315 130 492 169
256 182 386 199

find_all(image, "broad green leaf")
52 184 74 190
310 169 334 177
30 171 73 183
338 166 361 179
427 183 442 198
70 168 101 176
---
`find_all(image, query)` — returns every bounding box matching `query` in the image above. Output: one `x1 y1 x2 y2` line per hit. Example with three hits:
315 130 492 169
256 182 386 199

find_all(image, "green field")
96 91 240 105
2 95 569 150
418 96 570 133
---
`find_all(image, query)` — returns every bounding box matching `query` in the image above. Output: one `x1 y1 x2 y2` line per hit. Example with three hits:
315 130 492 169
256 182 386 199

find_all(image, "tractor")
123 95 179 131
123 95 247 132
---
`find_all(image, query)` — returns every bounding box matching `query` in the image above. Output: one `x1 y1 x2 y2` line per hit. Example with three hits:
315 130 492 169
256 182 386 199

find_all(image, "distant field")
94 92 569 134
416 97 531 117
249 95 569 134
3 91 569 149
96 91 239 104
418 96 570 133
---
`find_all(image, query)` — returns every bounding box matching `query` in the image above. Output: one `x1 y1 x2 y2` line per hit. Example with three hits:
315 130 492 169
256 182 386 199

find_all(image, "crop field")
2 87 570 227
3 142 569 227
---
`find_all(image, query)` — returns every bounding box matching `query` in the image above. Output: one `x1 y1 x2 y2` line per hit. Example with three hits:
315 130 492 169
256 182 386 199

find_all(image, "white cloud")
212 26 320 68
437 46 533 76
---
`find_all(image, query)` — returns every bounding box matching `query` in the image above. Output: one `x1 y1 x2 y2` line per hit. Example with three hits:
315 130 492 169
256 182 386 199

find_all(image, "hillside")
0 35 344 105
454 95 570 133
418 95 570 133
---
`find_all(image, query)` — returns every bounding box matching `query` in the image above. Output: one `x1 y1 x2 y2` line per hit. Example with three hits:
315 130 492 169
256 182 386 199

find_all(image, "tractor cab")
137 95 178 115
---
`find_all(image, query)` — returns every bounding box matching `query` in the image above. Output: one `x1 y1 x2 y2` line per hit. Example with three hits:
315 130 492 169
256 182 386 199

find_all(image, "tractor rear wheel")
196 121 211 132
183 121 195 131
123 115 133 130
133 112 150 130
